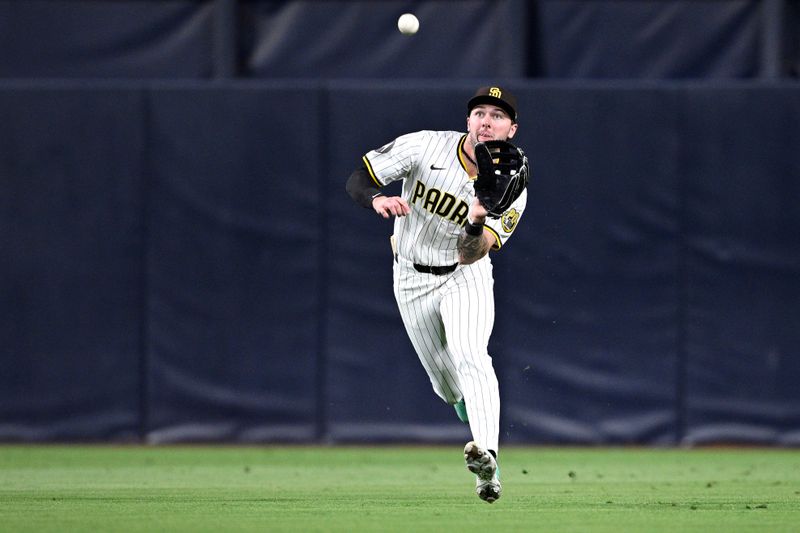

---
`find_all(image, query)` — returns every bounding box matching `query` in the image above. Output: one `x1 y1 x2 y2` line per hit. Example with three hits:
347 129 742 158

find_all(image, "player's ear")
507 123 518 139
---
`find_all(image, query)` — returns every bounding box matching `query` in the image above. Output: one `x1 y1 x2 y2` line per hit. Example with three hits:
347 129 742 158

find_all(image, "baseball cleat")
476 474 502 503
464 441 501 503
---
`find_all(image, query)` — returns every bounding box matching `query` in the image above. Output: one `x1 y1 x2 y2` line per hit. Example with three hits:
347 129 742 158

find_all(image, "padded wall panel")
145 84 322 442
496 85 681 444
537 0 761 79
241 0 527 78
0 0 214 78
0 84 145 440
681 85 800 445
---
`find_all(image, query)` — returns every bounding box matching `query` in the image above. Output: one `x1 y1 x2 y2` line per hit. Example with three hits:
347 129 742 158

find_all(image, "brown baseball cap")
467 86 518 122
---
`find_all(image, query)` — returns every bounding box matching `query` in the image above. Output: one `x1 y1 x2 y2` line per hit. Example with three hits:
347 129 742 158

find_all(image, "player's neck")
461 142 478 176
462 146 477 166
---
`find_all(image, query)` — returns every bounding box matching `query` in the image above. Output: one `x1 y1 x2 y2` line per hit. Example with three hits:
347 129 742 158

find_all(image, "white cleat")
464 441 502 503
476 474 502 503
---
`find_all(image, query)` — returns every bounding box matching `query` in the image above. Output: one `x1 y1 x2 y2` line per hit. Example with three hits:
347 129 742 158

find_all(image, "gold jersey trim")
456 135 477 180
485 225 502 250
362 155 383 188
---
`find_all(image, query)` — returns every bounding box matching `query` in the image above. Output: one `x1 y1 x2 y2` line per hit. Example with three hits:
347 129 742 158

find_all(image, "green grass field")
1 445 798 532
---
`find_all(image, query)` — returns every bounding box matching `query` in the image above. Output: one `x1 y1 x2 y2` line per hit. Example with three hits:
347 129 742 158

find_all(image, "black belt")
413 263 458 275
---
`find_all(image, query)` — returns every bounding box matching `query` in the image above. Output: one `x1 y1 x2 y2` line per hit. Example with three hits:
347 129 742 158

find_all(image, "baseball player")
345 86 529 503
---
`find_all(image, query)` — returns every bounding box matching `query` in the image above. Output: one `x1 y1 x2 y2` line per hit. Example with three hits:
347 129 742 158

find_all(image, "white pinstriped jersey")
363 130 527 266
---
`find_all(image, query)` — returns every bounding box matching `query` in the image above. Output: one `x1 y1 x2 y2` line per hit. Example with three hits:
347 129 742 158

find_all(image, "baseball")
397 13 419 35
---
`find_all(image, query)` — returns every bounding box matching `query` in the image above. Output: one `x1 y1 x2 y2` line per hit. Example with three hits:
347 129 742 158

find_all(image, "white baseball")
397 13 419 35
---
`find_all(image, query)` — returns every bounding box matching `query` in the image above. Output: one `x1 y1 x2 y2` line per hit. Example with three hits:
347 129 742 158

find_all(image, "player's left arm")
457 198 495 265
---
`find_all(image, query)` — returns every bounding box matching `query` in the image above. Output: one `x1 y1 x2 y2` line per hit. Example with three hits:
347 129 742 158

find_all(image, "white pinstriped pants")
393 254 500 453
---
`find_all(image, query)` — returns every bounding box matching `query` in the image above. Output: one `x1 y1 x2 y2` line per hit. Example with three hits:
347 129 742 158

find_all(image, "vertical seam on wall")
526 0 542 77
138 84 152 443
674 86 689 445
315 83 330 443
759 0 785 78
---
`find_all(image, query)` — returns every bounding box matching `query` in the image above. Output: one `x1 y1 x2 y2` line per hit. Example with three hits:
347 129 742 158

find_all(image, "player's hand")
468 197 488 224
372 196 410 219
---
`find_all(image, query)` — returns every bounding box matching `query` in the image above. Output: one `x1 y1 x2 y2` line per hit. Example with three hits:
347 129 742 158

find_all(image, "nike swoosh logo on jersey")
430 164 446 170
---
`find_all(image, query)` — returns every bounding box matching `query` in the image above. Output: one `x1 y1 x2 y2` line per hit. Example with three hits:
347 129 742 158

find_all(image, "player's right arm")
345 166 410 218
372 195 410 218
346 132 421 219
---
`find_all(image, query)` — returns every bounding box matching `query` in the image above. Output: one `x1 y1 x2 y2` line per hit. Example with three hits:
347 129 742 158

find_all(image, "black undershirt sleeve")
346 165 383 209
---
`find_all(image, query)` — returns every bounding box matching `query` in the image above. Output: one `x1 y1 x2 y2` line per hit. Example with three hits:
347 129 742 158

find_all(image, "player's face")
467 105 518 146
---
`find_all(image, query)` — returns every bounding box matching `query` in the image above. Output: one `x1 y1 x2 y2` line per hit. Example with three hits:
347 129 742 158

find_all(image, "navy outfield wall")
1 81 799 444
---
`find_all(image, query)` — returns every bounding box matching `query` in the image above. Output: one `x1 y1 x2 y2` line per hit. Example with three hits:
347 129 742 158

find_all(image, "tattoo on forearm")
458 231 490 264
